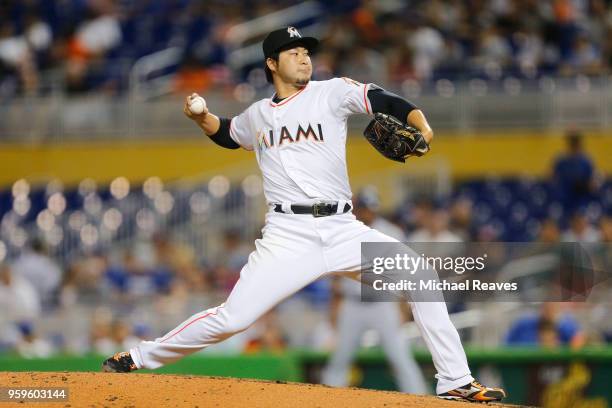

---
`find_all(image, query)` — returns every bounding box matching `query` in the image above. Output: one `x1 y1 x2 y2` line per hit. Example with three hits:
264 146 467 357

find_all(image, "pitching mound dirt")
1 372 519 407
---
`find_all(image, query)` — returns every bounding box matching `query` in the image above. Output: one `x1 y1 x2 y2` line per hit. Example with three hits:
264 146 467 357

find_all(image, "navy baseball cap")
262 26 319 58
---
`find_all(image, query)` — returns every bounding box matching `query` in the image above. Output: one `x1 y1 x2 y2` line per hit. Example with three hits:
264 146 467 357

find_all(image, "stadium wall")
2 132 611 188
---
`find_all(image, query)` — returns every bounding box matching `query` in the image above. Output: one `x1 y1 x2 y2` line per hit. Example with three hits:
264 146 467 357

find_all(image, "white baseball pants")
130 211 474 394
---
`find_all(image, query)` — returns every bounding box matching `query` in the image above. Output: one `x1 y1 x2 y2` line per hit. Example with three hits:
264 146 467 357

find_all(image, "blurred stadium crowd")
1 0 612 97
0 131 611 357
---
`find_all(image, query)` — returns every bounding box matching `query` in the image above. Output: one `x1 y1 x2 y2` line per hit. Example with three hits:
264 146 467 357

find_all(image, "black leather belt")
273 202 352 217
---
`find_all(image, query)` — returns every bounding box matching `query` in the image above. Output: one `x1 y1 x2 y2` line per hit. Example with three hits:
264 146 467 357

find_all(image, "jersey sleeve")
327 77 373 118
229 108 254 151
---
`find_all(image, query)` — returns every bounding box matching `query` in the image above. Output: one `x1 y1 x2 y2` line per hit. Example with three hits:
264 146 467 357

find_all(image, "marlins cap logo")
287 26 301 38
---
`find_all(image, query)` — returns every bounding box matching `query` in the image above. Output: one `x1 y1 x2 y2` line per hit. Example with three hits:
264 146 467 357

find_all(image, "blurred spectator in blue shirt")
506 303 585 348
552 131 597 213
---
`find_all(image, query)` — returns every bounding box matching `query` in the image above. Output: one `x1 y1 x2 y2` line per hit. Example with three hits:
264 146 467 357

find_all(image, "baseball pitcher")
102 26 506 402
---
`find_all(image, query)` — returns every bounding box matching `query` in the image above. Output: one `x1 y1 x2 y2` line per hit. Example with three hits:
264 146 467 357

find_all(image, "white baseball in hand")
189 96 207 115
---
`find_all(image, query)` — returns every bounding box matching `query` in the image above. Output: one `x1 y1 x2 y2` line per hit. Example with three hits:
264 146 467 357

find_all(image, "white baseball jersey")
229 78 373 204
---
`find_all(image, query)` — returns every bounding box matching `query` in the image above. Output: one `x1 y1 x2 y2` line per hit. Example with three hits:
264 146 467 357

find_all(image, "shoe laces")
471 380 486 389
113 351 130 361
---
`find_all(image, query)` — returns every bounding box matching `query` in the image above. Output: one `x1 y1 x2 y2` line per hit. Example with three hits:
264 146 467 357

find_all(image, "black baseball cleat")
438 380 506 402
102 351 138 373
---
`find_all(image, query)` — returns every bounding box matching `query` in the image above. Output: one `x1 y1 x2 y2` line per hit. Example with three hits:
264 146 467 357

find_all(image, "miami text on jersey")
256 123 324 152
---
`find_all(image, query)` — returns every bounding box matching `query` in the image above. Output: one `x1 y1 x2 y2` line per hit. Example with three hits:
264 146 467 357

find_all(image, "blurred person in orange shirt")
173 54 213 94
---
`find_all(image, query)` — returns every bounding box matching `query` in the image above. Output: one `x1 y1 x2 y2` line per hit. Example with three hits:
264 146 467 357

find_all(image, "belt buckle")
313 202 333 217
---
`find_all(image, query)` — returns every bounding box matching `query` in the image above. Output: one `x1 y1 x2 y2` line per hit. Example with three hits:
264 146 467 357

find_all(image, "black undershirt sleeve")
209 117 240 149
367 86 418 123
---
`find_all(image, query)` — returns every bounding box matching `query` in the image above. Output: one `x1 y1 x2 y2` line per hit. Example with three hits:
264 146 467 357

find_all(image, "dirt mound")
1 372 519 408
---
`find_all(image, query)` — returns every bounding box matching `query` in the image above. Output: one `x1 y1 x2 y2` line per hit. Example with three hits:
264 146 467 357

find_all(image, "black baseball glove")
363 113 430 163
